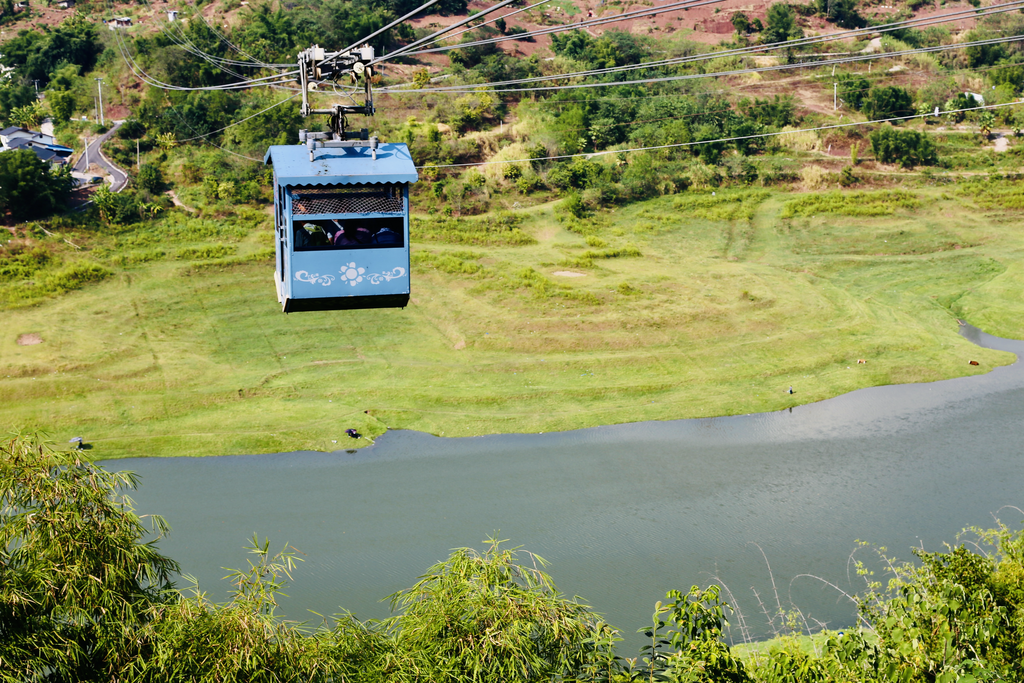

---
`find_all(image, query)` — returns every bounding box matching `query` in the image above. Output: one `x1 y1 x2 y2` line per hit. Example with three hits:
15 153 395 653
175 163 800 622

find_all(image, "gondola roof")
264 143 418 187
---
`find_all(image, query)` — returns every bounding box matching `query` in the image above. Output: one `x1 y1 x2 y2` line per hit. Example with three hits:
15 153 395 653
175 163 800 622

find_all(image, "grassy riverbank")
2 183 1021 458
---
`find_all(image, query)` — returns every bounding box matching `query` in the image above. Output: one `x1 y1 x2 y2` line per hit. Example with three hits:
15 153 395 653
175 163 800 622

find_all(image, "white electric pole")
84 136 89 168
95 78 104 126
834 83 838 111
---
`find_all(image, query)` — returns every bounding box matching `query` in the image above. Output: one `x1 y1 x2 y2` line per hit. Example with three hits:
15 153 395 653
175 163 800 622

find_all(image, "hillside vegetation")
2 182 1021 456
2 0 1024 454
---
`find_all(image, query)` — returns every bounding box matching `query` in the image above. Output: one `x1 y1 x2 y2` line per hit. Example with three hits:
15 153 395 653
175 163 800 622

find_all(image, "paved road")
74 121 129 192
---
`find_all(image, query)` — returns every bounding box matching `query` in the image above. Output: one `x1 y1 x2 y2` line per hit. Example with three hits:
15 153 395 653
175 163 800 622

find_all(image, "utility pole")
95 78 104 126
84 136 89 168
32 79 38 95
834 82 838 111
137 138 140 169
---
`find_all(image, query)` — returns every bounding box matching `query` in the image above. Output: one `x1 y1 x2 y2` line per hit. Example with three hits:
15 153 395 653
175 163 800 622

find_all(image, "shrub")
870 127 938 168
864 86 914 121
136 164 163 193
0 150 73 221
41 262 111 293
117 118 146 139
782 189 920 217
559 192 588 219
177 245 237 261
800 165 830 189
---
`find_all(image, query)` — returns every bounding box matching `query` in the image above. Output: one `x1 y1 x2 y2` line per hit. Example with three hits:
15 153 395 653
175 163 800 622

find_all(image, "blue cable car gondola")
264 43 419 312
264 140 418 313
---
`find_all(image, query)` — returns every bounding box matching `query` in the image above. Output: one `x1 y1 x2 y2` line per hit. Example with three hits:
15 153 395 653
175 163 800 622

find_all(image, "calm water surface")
116 325 1023 646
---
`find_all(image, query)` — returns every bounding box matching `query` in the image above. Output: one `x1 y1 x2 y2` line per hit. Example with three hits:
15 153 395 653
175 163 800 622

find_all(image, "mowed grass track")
1 185 1021 458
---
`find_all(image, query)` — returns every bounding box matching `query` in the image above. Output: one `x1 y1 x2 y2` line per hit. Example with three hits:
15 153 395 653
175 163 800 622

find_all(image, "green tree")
814 0 864 28
10 101 43 128
863 86 914 121
0 150 73 220
0 433 179 681
870 126 937 168
93 186 142 224
622 152 659 199
386 539 602 682
731 11 751 34
762 3 803 44
47 89 75 123
136 164 163 193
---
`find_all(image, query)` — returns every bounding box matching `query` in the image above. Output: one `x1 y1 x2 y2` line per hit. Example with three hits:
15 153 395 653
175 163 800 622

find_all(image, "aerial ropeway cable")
419 98 1024 171
382 31 1024 96
385 0 1024 93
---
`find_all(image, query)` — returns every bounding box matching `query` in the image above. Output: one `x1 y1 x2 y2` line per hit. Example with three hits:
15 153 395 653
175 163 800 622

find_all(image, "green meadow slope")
2 184 1021 458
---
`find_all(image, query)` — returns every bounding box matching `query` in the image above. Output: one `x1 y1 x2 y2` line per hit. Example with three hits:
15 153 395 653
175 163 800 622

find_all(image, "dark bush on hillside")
813 0 865 28
731 11 751 34
136 165 164 194
739 94 798 128
550 30 646 69
870 127 938 168
965 29 1008 67
118 119 147 140
837 73 871 111
762 3 802 44
864 86 914 121
0 150 73 221
547 158 605 191
989 63 1024 92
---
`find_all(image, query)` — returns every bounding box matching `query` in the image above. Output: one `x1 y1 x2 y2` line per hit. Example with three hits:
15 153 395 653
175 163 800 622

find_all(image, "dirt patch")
552 270 587 277
16 333 43 346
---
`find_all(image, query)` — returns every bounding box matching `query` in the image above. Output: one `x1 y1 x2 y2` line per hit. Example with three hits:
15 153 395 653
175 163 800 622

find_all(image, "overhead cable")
383 32 1024 95
387 0 1024 92
371 0 520 65
412 0 552 50
417 100 1023 170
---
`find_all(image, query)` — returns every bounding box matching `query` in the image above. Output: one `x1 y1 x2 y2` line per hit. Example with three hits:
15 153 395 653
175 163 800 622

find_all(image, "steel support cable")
181 0 281 70
113 27 300 91
412 0 552 50
397 0 728 58
370 0 521 65
175 91 302 142
114 22 301 95
403 0 1007 61
418 99 1024 169
383 32 1024 95
126 0 293 71
107 28 268 160
103 0 276 83
387 0 1024 91
321 0 443 68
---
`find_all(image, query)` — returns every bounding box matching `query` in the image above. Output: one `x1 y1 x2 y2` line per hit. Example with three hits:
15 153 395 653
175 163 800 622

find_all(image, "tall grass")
781 189 920 218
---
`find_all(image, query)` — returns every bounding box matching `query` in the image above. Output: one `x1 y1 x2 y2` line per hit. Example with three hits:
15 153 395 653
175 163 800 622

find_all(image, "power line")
384 32 1024 95
413 0 552 50
175 91 301 142
372 0 521 65
394 0 728 59
416 99 1022 170
387 0 1024 93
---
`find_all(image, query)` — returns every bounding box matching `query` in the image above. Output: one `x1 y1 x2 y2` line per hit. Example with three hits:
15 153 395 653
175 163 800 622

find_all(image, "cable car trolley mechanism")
265 44 418 313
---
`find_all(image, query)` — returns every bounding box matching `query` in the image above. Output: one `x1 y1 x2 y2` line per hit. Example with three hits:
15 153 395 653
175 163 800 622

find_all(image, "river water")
116 325 1023 647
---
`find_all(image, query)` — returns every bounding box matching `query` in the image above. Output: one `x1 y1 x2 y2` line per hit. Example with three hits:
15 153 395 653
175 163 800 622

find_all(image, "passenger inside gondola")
293 218 404 250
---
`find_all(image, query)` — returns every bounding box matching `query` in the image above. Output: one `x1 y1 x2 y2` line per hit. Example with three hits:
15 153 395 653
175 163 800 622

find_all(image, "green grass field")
2 182 1021 458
